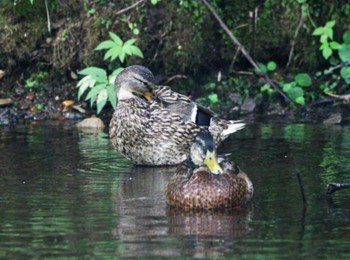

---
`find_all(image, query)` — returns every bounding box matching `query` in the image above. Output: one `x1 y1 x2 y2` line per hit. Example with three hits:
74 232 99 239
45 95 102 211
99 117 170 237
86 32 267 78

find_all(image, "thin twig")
45 0 51 33
201 0 294 104
116 0 145 16
286 10 305 69
165 75 187 84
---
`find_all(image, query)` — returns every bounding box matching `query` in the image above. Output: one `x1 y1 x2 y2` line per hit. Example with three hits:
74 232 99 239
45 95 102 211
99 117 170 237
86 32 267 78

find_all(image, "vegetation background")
0 0 349 120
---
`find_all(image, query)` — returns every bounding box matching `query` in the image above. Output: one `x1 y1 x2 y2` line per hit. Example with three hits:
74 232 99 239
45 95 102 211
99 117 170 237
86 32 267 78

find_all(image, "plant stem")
45 0 51 33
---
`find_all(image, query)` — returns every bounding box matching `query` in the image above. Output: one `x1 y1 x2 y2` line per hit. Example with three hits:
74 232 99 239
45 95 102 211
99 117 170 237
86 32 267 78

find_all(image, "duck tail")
221 120 245 140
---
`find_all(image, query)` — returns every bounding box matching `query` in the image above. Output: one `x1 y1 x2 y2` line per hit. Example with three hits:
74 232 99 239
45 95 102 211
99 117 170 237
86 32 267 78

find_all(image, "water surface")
1 121 350 258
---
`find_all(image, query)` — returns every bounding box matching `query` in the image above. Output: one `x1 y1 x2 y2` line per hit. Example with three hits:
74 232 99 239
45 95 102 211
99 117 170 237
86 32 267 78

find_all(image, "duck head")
115 65 155 101
190 132 224 175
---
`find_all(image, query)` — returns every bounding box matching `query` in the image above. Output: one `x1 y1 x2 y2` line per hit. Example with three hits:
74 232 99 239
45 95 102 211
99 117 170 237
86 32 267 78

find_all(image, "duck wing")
154 85 215 126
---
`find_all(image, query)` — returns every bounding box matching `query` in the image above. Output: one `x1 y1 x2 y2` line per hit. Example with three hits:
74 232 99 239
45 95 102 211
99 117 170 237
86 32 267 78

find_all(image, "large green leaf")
129 46 144 58
124 39 137 46
287 86 304 100
343 30 350 44
97 89 108 114
78 67 107 82
339 44 350 62
312 27 324 36
295 73 312 87
109 32 123 46
85 84 106 102
107 84 117 108
322 46 332 59
340 67 350 80
95 40 116 50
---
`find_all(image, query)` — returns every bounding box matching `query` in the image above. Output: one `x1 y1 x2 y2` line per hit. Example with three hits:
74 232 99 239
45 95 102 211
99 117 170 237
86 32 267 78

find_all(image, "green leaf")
78 67 107 82
320 34 328 43
85 84 106 102
257 63 267 74
133 28 140 35
312 27 324 36
295 73 312 87
297 0 306 3
96 89 108 114
104 46 122 61
77 75 96 99
267 61 277 71
322 46 332 59
208 93 219 104
283 83 292 92
343 30 350 44
151 0 159 4
329 41 341 50
325 28 333 40
287 86 304 99
111 67 124 77
320 42 328 50
109 32 123 46
123 45 133 56
119 51 126 63
326 21 336 28
295 96 305 105
95 40 116 50
77 75 94 88
107 84 117 108
129 46 144 58
124 39 137 46
260 83 271 92
340 67 350 80
111 46 123 61
339 44 350 62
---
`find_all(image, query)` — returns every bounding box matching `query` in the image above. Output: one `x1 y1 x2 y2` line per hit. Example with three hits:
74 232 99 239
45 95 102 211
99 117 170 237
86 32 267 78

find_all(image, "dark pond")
1 120 350 258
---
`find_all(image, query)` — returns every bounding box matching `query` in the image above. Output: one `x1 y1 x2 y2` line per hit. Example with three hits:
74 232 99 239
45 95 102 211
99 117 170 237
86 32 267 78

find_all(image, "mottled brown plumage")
109 65 245 165
166 133 253 210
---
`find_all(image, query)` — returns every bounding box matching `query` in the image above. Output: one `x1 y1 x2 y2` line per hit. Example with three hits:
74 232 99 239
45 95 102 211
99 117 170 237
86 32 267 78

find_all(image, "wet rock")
267 102 287 116
0 108 18 125
241 98 256 114
15 86 26 96
76 116 105 132
19 100 31 110
228 93 241 104
323 113 342 124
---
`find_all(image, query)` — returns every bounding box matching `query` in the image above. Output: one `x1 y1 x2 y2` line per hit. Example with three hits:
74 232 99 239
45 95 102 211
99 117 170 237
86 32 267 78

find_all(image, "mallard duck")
166 132 253 210
109 65 245 165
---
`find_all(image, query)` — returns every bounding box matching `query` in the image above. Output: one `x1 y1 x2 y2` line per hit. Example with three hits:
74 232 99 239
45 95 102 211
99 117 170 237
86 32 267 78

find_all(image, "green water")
1 121 350 258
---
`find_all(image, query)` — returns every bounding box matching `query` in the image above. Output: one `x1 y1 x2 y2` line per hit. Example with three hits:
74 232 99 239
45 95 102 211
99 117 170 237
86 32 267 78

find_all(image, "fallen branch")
201 0 295 104
116 0 145 16
326 182 350 195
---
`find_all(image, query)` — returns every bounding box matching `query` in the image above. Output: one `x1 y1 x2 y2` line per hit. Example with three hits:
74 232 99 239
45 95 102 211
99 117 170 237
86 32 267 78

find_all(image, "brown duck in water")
109 65 245 166
166 132 253 210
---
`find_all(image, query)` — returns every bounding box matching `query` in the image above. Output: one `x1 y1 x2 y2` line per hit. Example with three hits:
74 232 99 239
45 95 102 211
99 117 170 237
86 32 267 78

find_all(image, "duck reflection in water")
115 164 253 258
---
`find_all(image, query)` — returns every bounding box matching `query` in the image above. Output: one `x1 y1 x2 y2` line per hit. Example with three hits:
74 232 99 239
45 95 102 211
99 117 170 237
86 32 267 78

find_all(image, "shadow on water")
1 121 350 258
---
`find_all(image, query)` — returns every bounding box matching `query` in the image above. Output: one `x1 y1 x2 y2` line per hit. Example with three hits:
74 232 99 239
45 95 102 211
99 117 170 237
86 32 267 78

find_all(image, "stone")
323 113 342 124
241 98 256 113
76 116 105 131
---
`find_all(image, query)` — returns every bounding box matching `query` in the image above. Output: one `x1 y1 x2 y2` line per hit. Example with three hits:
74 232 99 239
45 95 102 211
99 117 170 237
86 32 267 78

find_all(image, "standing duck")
109 65 245 165
166 132 253 210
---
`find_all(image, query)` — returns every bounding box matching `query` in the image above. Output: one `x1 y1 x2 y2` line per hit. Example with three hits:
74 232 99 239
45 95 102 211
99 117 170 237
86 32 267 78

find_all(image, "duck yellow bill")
144 92 154 101
204 150 223 175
